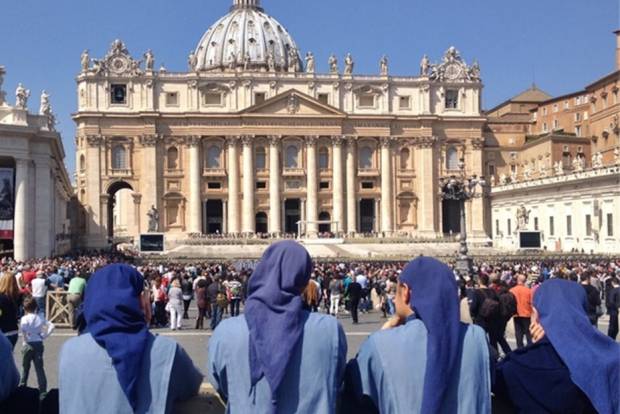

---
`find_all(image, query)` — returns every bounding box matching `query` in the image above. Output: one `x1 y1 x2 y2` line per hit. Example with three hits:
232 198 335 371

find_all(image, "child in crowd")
19 296 55 399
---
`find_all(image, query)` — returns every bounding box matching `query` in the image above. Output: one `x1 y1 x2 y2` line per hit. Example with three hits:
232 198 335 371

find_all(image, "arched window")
206 146 222 169
167 147 179 170
446 146 459 170
359 146 373 169
319 147 329 170
111 145 127 170
285 145 299 168
256 147 266 170
79 154 86 172
400 148 411 170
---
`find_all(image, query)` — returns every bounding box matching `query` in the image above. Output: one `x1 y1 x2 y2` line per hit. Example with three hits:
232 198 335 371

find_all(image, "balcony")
202 168 226 177
282 168 305 177
108 168 132 178
358 168 379 177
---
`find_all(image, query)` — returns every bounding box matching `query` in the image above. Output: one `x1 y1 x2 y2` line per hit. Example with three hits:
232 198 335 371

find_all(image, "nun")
343 257 492 413
208 240 347 413
59 264 203 414
494 279 620 414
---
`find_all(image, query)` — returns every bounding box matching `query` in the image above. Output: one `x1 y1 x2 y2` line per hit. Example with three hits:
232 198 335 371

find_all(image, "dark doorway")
442 200 461 235
284 199 301 234
360 199 375 233
255 212 268 234
205 200 223 234
318 212 331 234
107 181 134 240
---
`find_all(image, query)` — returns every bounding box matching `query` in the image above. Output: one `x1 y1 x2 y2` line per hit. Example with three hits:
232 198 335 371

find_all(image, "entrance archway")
255 212 268 234
204 200 223 234
442 199 461 235
107 181 134 240
284 199 301 234
318 212 331 234
360 199 375 233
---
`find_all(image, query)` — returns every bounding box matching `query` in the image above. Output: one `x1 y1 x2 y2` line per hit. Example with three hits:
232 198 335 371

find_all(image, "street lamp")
438 159 487 278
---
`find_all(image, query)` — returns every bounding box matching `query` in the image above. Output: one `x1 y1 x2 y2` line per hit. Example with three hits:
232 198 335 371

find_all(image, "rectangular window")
488 164 496 176
254 92 266 105
575 112 581 122
564 101 569 110
585 214 592 236
319 181 330 190
543 122 548 132
553 119 559 130
207 182 221 189
359 95 375 108
534 217 539 231
361 181 374 189
553 104 558 113
165 92 178 106
111 84 127 104
543 107 548 116
507 219 512 235
399 96 411 109
495 219 500 236
608 213 614 237
318 93 329 105
575 126 582 137
204 92 222 106
445 90 458 109
566 215 572 236
549 216 555 236
256 181 267 190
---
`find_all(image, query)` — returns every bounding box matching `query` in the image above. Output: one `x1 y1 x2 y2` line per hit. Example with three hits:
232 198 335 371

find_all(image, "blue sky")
0 0 618 176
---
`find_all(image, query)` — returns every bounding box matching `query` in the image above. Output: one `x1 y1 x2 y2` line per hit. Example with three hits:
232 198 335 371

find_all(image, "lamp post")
439 159 487 278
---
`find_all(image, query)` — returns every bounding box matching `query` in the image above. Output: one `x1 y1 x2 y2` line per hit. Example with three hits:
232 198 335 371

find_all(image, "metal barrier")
46 291 72 328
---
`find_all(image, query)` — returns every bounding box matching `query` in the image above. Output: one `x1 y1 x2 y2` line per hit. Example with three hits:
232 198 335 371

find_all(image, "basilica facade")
74 0 488 248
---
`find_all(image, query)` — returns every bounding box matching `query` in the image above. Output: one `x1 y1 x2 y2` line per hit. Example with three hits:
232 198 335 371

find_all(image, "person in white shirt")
30 271 50 318
19 296 54 397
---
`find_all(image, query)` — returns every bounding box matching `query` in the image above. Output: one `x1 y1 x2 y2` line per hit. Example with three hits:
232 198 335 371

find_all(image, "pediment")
241 89 345 117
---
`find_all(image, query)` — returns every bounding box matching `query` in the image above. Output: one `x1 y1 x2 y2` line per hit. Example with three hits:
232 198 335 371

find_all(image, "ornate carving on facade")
328 54 338 74
380 136 397 149
267 135 281 146
344 53 354 75
186 136 202 148
420 55 430 76
286 94 300 114
240 134 254 146
39 90 56 131
345 135 358 146
80 50 91 73
471 137 484 150
144 50 155 72
305 52 315 74
428 47 481 83
225 135 240 148
417 136 437 148
15 83 30 110
332 135 345 146
91 39 144 77
139 134 161 147
305 135 319 146
592 152 603 169
86 135 104 147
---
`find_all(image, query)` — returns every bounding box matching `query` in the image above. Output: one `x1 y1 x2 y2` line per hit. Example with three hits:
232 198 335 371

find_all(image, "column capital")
344 135 358 146
305 135 319 146
470 137 485 150
139 134 162 147
267 135 282 146
86 135 104 147
225 135 240 148
186 135 202 148
380 136 397 149
241 134 254 146
416 136 438 149
99 194 111 203
131 192 142 204
332 135 346 146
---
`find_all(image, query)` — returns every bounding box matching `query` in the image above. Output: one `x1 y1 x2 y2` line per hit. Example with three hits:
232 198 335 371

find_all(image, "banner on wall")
0 168 15 240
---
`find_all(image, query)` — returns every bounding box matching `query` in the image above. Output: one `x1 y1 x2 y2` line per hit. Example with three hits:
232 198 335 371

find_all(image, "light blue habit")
59 333 203 414
350 319 491 414
208 312 347 414
0 332 19 402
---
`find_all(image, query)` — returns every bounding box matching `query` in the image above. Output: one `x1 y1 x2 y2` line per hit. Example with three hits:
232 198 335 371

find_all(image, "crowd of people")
0 248 619 413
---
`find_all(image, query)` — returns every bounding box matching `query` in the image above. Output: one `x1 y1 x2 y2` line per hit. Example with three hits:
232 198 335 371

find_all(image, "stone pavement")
11 307 617 391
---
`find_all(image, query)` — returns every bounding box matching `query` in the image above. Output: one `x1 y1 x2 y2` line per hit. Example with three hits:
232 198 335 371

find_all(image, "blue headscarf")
84 264 151 411
399 257 462 414
534 279 620 414
244 241 313 408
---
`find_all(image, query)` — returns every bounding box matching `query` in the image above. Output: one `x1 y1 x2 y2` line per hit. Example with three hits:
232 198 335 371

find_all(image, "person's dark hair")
478 273 490 287
580 273 590 283
197 279 207 289
611 277 620 286
23 295 37 313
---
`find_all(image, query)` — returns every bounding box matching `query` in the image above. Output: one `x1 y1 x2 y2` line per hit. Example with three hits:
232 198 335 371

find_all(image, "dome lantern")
232 0 262 10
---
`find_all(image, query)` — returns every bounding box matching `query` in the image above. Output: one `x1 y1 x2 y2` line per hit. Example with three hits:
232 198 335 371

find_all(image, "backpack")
216 292 228 308
499 291 517 319
478 289 500 320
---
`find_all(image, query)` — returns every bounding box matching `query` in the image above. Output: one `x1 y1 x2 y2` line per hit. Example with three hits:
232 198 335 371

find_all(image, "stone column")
222 200 228 233
345 136 358 234
34 158 53 258
132 193 142 235
226 136 240 234
140 134 161 233
332 136 345 234
241 135 255 234
417 136 438 237
85 135 104 246
469 138 488 241
14 159 30 261
187 136 202 234
268 136 282 234
380 137 394 234
306 136 319 236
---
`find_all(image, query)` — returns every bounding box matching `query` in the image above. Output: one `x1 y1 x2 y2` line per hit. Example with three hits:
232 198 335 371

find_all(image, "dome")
194 0 302 73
